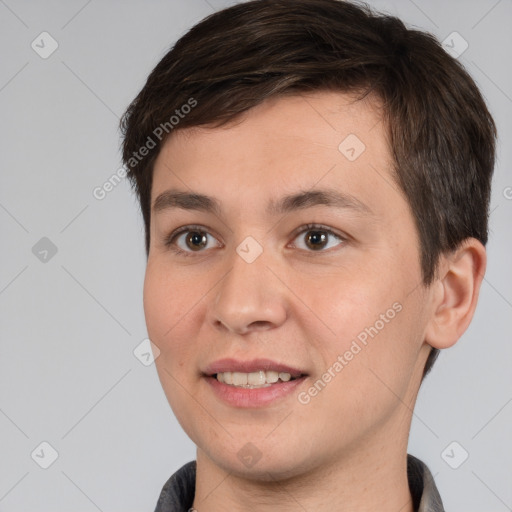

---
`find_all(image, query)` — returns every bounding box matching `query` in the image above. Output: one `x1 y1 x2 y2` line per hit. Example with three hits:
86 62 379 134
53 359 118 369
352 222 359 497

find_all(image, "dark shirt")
154 453 444 512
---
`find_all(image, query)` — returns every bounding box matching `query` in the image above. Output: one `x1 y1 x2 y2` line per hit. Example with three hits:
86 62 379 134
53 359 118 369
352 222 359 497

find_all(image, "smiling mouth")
213 370 304 389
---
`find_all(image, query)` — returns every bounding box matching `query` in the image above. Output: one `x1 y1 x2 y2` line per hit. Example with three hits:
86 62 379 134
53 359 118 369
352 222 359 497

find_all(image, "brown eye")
185 231 208 251
291 224 345 253
165 225 222 256
305 230 328 250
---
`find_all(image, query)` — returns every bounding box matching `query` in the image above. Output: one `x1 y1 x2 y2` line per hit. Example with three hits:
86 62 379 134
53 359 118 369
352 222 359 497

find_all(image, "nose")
207 245 288 336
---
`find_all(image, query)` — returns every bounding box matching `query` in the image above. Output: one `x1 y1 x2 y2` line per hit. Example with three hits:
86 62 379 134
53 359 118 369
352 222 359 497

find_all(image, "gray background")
0 0 511 510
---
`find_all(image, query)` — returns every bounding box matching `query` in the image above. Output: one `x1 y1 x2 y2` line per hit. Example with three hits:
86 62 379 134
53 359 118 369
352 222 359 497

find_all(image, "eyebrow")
152 188 373 217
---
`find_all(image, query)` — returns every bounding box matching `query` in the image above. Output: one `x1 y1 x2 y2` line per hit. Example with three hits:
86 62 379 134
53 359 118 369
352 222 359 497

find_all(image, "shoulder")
407 454 445 512
154 460 197 512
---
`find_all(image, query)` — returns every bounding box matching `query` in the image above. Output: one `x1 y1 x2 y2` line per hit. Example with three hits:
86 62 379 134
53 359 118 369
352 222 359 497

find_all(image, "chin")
200 439 321 482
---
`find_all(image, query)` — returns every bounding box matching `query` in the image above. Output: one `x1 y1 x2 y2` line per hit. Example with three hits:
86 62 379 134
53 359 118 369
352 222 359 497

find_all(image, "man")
120 1 496 510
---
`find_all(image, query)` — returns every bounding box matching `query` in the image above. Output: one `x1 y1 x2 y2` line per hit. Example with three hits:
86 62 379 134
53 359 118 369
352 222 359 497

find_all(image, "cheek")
326 282 426 409
144 263 205 431
303 265 393 340
306 253 422 375
302 297 422 442
143 264 170 341
143 262 200 360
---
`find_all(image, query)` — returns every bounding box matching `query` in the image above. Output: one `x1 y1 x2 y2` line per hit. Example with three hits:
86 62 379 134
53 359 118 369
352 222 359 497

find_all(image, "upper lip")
203 358 306 378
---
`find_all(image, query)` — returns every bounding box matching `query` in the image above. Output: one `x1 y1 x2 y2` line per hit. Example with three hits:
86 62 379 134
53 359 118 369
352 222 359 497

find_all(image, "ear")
425 238 487 349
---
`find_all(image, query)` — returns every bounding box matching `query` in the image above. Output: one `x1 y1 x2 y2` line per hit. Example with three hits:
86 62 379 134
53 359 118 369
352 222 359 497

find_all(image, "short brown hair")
120 0 496 379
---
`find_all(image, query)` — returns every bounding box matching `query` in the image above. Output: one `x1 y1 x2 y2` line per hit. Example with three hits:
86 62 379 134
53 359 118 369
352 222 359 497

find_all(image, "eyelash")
164 223 347 258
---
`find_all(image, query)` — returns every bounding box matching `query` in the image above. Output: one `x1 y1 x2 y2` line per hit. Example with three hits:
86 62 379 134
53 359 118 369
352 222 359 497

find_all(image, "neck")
192 430 414 512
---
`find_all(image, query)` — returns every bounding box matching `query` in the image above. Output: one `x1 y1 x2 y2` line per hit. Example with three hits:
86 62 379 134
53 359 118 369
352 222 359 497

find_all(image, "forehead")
151 91 402 217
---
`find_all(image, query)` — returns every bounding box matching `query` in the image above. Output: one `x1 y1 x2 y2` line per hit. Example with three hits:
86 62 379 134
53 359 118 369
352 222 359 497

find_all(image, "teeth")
232 372 248 386
247 371 266 386
215 370 295 388
266 370 279 383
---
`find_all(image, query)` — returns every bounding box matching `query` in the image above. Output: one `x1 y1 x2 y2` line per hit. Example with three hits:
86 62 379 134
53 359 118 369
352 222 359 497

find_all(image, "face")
144 91 435 479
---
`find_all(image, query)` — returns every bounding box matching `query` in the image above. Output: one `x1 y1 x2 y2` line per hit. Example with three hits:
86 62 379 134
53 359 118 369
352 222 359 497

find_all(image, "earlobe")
425 238 487 349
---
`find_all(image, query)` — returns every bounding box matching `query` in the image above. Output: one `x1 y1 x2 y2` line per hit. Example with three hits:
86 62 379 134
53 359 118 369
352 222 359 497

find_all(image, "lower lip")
205 375 307 408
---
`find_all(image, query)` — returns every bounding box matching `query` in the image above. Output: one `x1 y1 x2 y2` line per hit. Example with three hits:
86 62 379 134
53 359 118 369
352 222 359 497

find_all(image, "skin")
144 91 486 511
